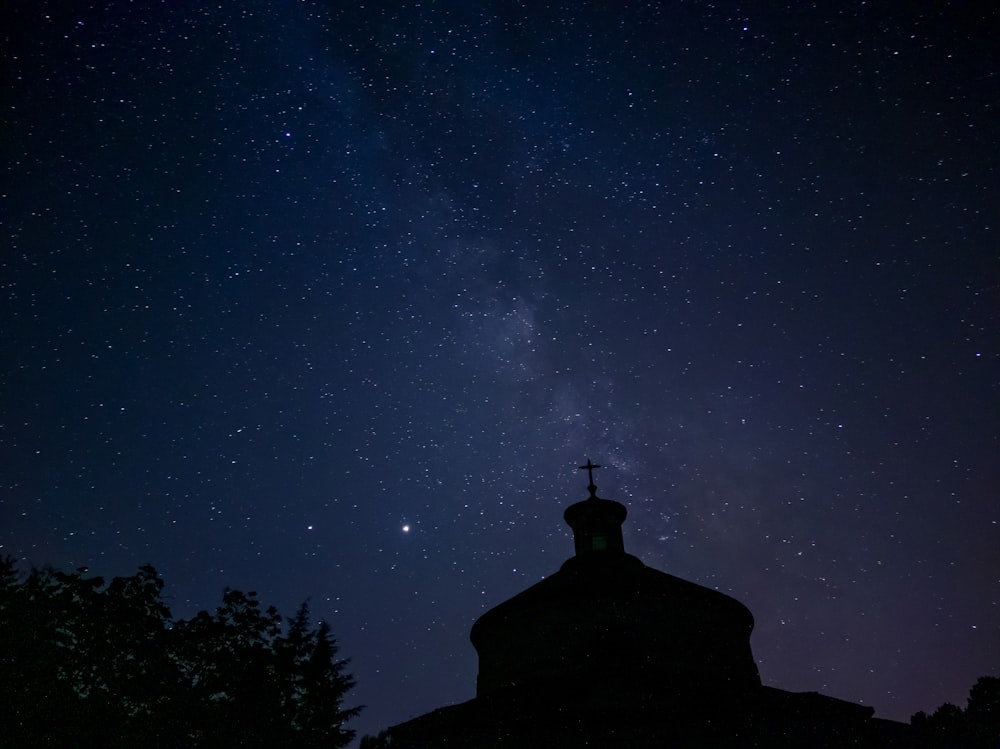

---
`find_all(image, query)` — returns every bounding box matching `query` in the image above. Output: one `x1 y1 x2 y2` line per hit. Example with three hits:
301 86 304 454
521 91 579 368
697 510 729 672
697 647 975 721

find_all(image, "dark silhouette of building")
363 462 913 748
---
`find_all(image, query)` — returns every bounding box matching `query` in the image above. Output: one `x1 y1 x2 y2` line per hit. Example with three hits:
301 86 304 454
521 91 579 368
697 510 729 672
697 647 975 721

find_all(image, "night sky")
3 0 998 740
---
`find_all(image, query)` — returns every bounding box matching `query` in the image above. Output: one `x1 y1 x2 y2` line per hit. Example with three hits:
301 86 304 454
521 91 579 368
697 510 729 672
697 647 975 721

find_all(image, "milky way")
3 1 998 740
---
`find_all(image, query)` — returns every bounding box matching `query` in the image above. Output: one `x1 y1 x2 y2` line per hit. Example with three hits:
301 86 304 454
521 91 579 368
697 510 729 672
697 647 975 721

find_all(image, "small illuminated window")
591 533 608 551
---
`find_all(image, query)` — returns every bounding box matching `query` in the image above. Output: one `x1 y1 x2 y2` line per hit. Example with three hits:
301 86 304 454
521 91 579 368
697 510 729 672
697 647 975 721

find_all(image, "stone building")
362 462 911 748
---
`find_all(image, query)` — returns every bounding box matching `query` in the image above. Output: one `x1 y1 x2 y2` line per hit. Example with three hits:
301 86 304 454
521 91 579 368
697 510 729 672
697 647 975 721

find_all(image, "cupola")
563 460 627 555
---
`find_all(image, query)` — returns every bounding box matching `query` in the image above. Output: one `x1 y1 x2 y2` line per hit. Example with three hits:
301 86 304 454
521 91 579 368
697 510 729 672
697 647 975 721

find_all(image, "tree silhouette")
911 676 1000 749
0 557 360 747
966 676 1000 747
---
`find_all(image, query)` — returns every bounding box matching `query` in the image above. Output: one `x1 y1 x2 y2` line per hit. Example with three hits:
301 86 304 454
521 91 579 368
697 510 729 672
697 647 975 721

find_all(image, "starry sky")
3 0 998 740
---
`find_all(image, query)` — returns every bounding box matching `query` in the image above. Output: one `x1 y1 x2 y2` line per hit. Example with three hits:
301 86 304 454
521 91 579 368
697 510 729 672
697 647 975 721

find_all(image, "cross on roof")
578 459 601 496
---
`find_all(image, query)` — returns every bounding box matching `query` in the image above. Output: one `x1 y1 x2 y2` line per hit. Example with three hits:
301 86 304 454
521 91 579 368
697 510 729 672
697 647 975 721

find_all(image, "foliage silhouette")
910 676 1000 749
0 557 361 748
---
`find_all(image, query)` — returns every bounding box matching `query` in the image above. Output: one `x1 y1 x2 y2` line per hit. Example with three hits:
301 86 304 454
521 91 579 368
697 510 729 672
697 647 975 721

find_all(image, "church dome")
470 461 760 698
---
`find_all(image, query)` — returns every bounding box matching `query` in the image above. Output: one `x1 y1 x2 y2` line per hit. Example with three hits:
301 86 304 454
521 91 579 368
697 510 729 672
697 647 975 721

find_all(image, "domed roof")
470 462 760 698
